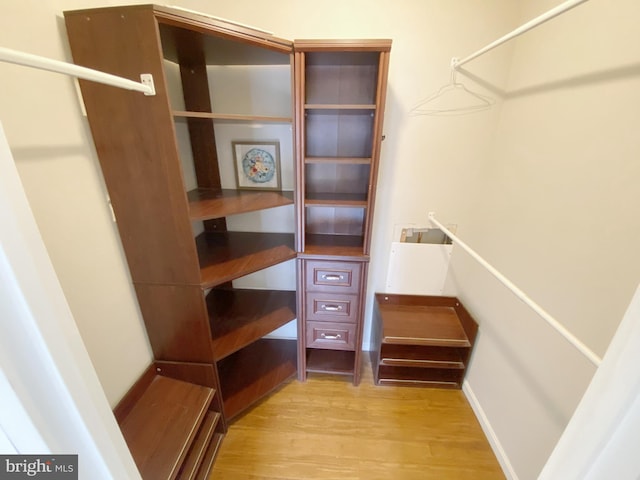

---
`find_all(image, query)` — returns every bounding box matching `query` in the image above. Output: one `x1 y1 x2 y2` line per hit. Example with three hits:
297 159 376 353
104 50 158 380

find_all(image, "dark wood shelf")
118 375 214 480
301 233 365 259
188 188 294 221
218 338 297 420
193 433 224 480
377 366 463 389
173 110 292 123
178 411 220 480
380 303 471 347
305 192 367 207
306 348 355 375
195 231 296 288
305 104 376 110
207 287 297 361
380 344 465 369
305 156 371 165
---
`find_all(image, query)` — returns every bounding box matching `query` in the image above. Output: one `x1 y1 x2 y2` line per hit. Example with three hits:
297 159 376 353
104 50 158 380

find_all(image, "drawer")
306 293 359 323
306 321 356 351
305 260 362 294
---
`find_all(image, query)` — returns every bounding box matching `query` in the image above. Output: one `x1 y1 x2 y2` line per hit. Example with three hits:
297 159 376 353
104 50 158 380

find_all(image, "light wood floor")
210 360 505 480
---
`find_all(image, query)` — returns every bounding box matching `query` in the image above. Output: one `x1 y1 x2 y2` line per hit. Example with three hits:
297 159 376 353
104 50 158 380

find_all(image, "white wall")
445 0 640 478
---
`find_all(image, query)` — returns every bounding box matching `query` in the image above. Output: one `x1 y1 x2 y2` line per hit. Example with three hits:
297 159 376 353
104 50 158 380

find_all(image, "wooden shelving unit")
64 4 300 476
371 294 479 388
295 40 391 384
65 4 391 475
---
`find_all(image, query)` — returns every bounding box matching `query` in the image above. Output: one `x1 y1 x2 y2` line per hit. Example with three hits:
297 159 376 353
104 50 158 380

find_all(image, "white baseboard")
463 380 519 480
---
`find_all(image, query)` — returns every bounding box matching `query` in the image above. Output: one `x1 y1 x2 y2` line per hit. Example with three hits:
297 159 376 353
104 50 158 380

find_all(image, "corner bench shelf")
114 368 223 479
371 294 478 389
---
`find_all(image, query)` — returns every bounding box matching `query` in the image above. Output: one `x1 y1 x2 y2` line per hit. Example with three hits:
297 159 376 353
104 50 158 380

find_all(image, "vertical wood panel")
64 7 201 285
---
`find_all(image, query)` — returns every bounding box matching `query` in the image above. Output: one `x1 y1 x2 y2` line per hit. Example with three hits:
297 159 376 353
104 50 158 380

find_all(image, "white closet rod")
453 0 591 68
427 212 602 367
0 46 155 95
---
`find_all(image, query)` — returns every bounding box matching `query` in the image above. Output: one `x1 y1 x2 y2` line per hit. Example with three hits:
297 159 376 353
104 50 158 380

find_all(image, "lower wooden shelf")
177 411 219 480
218 338 297 420
115 371 217 480
193 433 224 480
306 348 355 376
371 294 478 388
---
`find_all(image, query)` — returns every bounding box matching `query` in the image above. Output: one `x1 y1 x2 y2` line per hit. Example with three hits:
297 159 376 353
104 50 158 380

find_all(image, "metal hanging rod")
428 212 602 367
0 46 155 95
452 0 591 68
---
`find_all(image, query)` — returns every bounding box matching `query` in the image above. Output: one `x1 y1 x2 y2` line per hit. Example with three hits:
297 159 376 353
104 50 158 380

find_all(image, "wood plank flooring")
210 360 505 479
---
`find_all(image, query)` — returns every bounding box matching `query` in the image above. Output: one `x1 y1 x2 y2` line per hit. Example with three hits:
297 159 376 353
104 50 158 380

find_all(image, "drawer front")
305 260 362 294
306 293 359 323
306 321 356 351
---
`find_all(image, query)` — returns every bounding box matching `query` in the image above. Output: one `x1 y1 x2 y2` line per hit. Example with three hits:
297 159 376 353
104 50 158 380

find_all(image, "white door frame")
539 282 640 479
0 121 140 479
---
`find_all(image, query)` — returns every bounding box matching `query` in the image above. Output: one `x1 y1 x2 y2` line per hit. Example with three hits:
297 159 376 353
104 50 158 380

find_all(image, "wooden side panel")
134 284 213 363
64 7 200 285
294 52 306 253
363 50 391 254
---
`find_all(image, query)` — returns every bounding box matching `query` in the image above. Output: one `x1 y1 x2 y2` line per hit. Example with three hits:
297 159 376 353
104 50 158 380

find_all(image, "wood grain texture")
195 231 296 288
300 235 366 259
188 189 294 221
371 294 479 389
64 7 202 285
218 339 297 420
154 359 227 433
194 433 224 480
134 284 214 363
207 288 297 361
119 375 213 480
178 411 219 480
209 358 504 480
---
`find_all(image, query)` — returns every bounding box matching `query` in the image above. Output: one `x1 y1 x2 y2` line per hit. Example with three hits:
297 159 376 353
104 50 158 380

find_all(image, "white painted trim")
539 284 640 479
0 120 141 478
463 380 518 480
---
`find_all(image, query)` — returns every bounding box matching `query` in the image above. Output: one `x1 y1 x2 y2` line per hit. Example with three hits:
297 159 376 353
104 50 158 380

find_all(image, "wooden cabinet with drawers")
295 41 391 384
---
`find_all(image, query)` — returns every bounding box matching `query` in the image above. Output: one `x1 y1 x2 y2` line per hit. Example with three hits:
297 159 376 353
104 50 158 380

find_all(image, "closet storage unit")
294 40 391 384
64 4 298 467
371 294 478 388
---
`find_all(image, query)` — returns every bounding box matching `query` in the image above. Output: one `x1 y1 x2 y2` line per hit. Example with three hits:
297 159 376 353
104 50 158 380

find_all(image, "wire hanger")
410 57 495 116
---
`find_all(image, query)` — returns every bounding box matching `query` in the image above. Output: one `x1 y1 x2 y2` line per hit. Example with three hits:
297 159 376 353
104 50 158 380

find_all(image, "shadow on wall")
457 61 640 99
446 261 595 429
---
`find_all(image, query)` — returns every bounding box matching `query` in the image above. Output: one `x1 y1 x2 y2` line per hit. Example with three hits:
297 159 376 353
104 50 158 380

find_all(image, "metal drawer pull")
320 333 342 340
322 304 343 311
322 274 342 281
